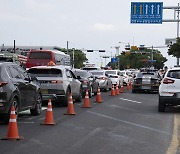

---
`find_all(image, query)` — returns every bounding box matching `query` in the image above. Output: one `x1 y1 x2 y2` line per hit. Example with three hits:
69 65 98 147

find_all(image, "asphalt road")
0 89 178 154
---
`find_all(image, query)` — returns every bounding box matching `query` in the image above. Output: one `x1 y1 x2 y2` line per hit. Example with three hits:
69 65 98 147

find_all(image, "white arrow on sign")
157 4 160 15
151 5 154 14
145 4 148 14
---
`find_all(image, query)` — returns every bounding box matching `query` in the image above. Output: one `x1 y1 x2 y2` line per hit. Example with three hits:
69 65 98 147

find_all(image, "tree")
168 37 180 58
54 47 87 68
107 48 167 70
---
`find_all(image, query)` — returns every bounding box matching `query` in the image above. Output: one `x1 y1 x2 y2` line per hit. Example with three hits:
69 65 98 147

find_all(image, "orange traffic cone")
119 85 124 93
41 99 55 125
115 84 119 95
127 83 130 90
129 81 133 90
110 85 116 96
64 93 76 115
95 87 103 103
1 106 23 140
82 90 92 108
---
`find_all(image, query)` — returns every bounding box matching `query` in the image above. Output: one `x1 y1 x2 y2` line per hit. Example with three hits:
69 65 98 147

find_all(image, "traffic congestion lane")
0 90 176 154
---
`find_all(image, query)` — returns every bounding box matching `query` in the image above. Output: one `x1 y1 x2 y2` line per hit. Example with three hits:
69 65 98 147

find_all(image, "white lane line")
18 121 34 124
87 111 170 135
71 128 102 149
120 98 142 104
166 114 179 154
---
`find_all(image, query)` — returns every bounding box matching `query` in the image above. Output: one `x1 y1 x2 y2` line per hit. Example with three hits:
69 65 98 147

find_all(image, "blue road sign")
148 60 156 63
131 2 163 24
111 57 118 63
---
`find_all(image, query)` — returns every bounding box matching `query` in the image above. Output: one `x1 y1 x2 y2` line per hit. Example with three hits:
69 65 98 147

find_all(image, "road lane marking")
120 98 142 104
71 128 102 149
166 114 179 154
18 121 34 124
87 111 170 135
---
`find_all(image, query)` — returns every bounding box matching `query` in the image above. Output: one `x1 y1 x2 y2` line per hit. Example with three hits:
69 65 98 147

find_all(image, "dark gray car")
73 69 99 97
0 62 42 123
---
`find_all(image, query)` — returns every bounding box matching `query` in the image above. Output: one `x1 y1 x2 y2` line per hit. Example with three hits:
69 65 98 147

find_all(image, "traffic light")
138 45 145 51
99 50 105 52
87 50 93 52
125 45 130 50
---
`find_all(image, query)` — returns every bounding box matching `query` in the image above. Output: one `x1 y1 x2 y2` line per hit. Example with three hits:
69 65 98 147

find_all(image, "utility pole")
72 48 75 69
67 41 69 55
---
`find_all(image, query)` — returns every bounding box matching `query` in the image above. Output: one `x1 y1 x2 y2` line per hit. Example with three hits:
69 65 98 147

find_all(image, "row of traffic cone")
1 87 103 141
110 81 133 97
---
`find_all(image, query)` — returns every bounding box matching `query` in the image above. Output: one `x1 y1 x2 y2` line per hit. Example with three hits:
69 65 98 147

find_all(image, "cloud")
94 23 115 31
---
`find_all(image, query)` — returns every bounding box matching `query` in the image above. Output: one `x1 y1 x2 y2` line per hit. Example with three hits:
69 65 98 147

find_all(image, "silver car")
27 65 82 106
90 70 112 92
105 70 123 87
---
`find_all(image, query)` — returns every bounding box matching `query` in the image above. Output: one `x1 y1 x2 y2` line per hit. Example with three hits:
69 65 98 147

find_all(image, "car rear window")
167 70 180 79
137 72 156 78
105 71 116 75
73 71 89 78
91 71 104 76
28 68 62 77
29 52 51 59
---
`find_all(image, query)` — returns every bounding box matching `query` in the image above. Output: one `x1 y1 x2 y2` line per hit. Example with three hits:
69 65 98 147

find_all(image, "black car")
72 69 99 97
132 71 160 93
0 62 42 123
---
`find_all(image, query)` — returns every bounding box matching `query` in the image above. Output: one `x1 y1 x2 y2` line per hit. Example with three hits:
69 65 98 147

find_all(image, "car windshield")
167 70 180 79
73 71 89 78
28 68 62 77
91 71 104 76
105 71 116 75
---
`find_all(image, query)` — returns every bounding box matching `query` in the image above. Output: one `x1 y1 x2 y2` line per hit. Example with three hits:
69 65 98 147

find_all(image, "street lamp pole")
72 48 75 69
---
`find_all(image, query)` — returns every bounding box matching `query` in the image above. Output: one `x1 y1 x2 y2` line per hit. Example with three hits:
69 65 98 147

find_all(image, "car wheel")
30 92 42 115
76 87 82 102
63 88 70 107
158 96 166 112
89 86 93 98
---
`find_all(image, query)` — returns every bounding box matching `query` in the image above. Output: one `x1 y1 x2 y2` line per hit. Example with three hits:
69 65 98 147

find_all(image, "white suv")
158 67 180 112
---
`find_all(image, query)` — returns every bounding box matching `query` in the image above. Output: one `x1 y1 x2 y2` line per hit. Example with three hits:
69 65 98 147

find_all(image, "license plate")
141 86 151 90
41 89 48 94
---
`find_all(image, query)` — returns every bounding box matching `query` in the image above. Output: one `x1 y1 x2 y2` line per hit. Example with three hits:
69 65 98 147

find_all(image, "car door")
7 65 28 109
66 69 79 97
16 66 36 107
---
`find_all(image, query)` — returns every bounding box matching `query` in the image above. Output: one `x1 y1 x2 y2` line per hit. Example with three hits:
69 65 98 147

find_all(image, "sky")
0 0 180 68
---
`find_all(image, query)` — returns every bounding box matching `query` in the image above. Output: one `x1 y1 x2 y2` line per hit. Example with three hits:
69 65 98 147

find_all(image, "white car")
90 70 112 92
105 70 123 87
27 65 83 106
158 67 180 112
120 70 132 85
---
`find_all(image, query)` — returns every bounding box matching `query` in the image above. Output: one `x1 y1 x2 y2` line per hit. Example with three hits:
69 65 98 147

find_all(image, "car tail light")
163 78 175 84
0 82 8 87
99 77 106 80
51 80 63 84
83 80 88 84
